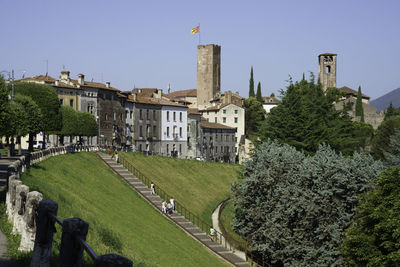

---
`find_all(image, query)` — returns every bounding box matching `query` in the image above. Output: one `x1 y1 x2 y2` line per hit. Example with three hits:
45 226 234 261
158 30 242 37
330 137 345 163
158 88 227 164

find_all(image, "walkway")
97 153 250 267
212 202 246 261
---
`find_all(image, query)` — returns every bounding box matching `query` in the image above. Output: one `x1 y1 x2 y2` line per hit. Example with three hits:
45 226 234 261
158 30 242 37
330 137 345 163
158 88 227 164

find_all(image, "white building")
262 96 280 113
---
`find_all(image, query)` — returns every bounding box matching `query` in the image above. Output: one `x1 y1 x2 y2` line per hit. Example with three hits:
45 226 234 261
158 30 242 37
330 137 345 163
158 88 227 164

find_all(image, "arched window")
326 65 331 73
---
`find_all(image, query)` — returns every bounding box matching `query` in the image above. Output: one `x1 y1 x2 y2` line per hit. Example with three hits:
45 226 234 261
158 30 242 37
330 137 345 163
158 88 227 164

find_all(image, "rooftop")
339 86 370 99
200 121 236 130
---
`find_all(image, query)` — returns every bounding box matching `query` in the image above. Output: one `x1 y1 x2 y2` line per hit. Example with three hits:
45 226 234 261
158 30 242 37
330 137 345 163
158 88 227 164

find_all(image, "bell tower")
197 44 221 109
318 53 337 91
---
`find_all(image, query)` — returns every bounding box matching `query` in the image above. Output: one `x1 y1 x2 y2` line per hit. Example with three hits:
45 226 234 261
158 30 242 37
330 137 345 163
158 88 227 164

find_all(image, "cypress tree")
249 66 255 97
256 82 263 102
355 86 364 122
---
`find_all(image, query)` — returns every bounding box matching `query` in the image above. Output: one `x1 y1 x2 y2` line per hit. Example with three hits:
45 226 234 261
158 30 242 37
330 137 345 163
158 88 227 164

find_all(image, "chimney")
168 84 171 94
154 89 162 99
78 73 85 85
60 70 70 81
228 91 232 103
133 92 137 101
106 82 110 88
55 80 59 86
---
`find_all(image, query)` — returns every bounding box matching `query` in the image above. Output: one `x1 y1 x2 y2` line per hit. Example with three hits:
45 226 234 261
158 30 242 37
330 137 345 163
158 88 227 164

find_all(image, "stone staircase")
97 153 250 267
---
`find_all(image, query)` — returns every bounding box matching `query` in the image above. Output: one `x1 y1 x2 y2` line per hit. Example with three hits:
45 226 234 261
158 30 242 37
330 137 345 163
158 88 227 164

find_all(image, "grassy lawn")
120 152 242 225
219 201 247 249
20 152 230 266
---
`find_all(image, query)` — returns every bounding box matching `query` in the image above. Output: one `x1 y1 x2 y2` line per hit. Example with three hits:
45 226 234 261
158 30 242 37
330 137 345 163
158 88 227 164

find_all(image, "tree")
244 97 266 138
256 82 263 102
341 167 400 266
59 106 77 145
355 86 364 122
383 129 400 166
258 75 362 155
232 140 384 266
0 75 11 137
384 102 400 120
249 66 255 97
14 82 61 150
12 94 42 153
371 115 400 160
76 111 98 144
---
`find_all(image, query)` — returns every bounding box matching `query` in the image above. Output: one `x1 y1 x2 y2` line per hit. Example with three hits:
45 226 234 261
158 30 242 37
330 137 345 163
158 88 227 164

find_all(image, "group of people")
162 197 175 215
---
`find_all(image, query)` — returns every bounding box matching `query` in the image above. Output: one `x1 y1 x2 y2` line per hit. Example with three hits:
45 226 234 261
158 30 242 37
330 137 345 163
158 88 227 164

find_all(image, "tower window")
326 65 331 73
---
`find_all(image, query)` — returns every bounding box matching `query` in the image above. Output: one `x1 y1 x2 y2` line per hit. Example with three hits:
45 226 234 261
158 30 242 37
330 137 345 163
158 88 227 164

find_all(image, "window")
139 144 142 151
146 109 149 120
326 65 331 73
153 110 156 120
146 125 150 138
223 109 226 114
125 110 128 118
139 126 143 137
130 111 133 119
179 144 182 154
140 109 143 120
207 111 209 115
226 135 228 141
179 127 182 137
234 109 238 114
235 147 238 153
153 126 156 138
214 117 217 123
235 137 238 142
166 144 169 154
167 111 170 121
173 112 176 121
216 134 218 141
180 112 182 122
70 99 74 107
216 146 218 153
167 127 170 137
234 117 238 123
60 99 64 105
223 117 226 123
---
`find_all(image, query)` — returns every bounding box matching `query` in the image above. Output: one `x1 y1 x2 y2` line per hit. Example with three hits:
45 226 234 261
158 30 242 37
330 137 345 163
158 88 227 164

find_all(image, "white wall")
161 106 187 141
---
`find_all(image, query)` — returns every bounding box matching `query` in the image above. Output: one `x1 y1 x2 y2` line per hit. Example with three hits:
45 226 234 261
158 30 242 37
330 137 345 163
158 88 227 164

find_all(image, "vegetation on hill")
341 167 400 266
232 140 383 266
258 75 372 155
20 152 229 266
371 115 400 160
120 152 241 225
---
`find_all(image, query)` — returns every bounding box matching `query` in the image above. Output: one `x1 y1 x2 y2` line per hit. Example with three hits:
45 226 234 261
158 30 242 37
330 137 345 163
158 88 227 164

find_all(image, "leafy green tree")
76 111 98 144
12 94 42 154
249 66 255 97
232 140 383 266
59 105 77 144
383 129 400 166
256 82 263 102
14 82 61 150
342 167 400 266
244 97 266 138
355 86 364 122
259 75 361 155
0 75 11 137
384 102 400 120
372 115 400 160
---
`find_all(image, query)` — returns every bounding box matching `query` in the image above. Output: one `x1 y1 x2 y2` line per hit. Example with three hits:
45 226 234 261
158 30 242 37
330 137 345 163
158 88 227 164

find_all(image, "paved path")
0 228 20 267
212 202 246 261
97 153 250 267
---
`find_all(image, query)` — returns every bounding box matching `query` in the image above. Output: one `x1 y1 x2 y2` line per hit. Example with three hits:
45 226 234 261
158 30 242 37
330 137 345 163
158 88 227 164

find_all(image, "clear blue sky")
1 0 399 100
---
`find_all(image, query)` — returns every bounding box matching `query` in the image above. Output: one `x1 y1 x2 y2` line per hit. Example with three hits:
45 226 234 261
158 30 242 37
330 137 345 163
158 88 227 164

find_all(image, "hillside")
370 87 400 111
120 152 241 225
20 152 229 266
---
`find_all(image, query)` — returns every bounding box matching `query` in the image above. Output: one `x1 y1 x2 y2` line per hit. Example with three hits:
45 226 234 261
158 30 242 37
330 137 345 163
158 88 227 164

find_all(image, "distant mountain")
370 87 400 112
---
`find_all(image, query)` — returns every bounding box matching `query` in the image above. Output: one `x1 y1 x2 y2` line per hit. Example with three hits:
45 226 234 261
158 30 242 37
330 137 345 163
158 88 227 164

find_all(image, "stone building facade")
187 108 202 159
200 121 236 163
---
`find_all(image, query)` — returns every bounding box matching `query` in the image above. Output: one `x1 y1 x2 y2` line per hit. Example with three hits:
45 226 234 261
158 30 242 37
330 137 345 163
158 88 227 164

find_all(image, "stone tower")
318 53 337 91
197 44 221 108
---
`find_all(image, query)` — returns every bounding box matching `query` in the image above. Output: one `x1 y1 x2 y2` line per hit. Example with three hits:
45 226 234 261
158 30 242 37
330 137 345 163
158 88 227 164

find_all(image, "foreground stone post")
20 191 42 252
30 199 58 267
6 175 18 218
13 184 29 234
96 254 133 267
58 218 89 267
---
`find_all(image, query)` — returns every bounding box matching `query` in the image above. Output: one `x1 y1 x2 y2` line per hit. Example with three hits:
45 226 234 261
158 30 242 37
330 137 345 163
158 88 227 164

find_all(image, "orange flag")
191 26 200 34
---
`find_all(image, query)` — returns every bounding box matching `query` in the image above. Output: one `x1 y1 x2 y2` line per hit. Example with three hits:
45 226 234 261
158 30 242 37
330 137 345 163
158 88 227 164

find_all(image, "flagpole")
199 23 201 45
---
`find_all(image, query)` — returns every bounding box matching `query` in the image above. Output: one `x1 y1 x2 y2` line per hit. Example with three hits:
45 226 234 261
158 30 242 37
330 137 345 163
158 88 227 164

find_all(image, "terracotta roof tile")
200 121 236 130
135 96 187 108
188 108 201 115
18 75 57 83
165 89 197 98
339 86 369 99
263 96 280 104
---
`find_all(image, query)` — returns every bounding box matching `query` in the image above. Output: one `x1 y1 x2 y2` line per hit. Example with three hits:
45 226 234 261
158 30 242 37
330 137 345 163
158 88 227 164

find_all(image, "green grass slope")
120 152 241 225
21 152 229 267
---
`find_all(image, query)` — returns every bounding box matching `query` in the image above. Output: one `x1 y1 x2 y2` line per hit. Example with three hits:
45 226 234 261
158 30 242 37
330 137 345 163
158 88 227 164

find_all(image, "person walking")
150 182 155 195
162 201 167 213
170 197 175 211
115 152 119 163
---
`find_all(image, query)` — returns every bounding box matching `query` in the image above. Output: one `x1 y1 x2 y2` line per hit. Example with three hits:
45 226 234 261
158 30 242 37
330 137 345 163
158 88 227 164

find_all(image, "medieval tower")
318 53 337 91
197 44 221 108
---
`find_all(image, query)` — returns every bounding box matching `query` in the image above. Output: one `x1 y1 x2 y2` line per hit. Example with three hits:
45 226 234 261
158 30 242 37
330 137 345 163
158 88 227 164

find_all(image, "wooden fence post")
30 199 58 267
58 218 89 267
96 254 133 267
